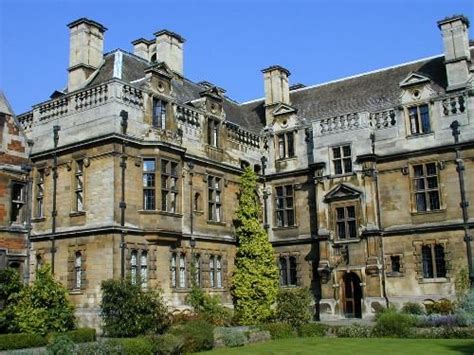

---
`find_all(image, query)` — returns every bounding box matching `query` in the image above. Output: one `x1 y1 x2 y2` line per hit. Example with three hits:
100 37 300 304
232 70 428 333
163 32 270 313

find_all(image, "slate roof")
83 48 472 134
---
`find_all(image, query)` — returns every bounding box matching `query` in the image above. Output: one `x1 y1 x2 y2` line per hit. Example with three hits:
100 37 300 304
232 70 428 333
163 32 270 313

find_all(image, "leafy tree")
13 264 75 335
100 278 169 337
231 167 279 325
0 268 23 333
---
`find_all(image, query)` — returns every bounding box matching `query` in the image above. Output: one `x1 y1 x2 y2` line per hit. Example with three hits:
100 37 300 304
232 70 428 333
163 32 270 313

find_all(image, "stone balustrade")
369 109 396 129
319 113 361 135
18 112 33 131
442 95 466 116
225 122 260 148
75 83 109 111
175 104 201 127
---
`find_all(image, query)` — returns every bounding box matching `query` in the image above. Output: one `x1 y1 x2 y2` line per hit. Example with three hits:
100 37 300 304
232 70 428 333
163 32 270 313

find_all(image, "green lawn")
206 337 474 355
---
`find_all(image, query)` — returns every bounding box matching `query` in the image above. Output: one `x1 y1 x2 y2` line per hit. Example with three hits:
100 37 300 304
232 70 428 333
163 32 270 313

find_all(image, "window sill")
418 277 449 284
207 220 226 226
193 210 204 216
206 145 223 152
69 211 86 217
280 284 299 288
69 289 84 295
332 238 361 245
158 211 183 218
31 217 46 223
276 156 297 162
272 225 298 231
407 132 434 139
386 272 404 278
331 172 355 178
411 209 445 216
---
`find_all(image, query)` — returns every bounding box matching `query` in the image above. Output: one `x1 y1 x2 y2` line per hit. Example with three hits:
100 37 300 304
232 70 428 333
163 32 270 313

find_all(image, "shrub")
47 335 76 355
0 332 47 350
455 289 474 326
232 167 279 325
415 314 459 328
13 264 75 335
414 327 474 339
169 309 200 325
401 302 425 315
372 308 415 337
335 323 372 338
186 285 233 326
169 319 214 353
298 323 327 337
275 287 312 328
108 337 155 355
218 327 246 347
260 322 296 339
425 299 455 315
74 339 123 354
0 268 24 334
48 328 96 344
150 333 184 355
101 278 169 337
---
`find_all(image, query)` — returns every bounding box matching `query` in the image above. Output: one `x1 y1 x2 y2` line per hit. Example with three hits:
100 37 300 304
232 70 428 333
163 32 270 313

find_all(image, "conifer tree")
231 167 279 324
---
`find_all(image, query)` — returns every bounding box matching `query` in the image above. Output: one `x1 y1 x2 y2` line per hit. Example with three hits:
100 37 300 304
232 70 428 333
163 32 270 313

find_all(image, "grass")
206 337 474 355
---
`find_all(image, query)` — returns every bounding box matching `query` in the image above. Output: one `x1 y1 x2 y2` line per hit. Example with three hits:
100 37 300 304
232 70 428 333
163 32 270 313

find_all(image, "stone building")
8 14 474 326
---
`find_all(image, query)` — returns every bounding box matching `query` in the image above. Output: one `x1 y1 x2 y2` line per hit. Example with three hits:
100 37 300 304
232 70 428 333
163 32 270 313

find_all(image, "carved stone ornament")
83 157 90 168
65 161 72 171
44 166 51 176
438 160 446 170
135 157 142 167
401 166 409 175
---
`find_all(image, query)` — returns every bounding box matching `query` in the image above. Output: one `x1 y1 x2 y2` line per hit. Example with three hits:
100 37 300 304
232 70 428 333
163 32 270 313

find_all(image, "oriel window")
275 185 295 227
143 159 156 210
161 160 179 213
412 163 440 212
332 145 352 175
152 98 167 130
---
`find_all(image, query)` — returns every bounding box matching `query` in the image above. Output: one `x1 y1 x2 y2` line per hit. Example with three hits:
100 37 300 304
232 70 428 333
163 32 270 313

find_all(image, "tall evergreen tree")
231 167 279 324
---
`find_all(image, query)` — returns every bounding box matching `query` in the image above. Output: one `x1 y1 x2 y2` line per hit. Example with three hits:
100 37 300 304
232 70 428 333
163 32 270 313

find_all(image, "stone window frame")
191 252 202 287
408 161 444 214
10 181 26 225
329 199 361 243
413 239 450 283
330 144 353 176
385 253 405 277
34 168 45 219
152 97 168 130
73 159 85 212
170 250 187 289
208 254 224 289
274 184 296 228
405 103 432 136
160 158 180 214
126 244 153 288
207 117 220 148
67 245 86 293
207 175 223 223
277 252 301 287
142 157 157 211
275 131 295 160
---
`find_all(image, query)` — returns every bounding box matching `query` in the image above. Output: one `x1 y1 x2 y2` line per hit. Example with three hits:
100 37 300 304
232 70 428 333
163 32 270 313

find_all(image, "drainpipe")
450 120 473 286
22 157 33 284
261 156 269 231
188 161 196 249
51 125 60 274
371 133 389 307
119 111 128 279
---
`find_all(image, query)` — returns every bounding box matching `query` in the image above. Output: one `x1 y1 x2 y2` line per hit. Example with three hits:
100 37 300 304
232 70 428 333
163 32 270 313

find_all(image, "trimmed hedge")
260 322 296 339
0 333 48 350
298 323 327 337
108 337 155 355
48 328 96 344
169 319 214 353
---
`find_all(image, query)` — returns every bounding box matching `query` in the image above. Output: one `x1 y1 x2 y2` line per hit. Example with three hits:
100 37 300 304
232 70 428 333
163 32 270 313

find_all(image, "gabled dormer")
272 102 297 117
399 71 431 88
199 86 225 118
324 183 361 203
144 61 174 97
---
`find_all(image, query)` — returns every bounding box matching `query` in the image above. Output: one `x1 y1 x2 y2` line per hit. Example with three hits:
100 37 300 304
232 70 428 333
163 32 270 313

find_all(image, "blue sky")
1 0 473 114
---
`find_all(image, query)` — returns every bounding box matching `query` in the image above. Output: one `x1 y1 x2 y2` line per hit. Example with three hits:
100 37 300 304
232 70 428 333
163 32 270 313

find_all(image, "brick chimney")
67 18 107 92
437 15 472 91
153 30 185 76
261 65 291 106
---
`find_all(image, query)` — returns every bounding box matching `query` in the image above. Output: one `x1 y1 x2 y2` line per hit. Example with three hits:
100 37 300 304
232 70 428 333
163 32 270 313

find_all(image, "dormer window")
208 118 219 147
407 104 431 135
152 98 167 130
276 132 295 159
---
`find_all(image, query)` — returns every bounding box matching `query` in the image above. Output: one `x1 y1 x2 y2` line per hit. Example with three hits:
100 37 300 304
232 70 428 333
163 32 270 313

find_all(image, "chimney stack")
153 30 185 76
132 38 152 60
437 15 472 91
261 65 291 106
67 18 107 92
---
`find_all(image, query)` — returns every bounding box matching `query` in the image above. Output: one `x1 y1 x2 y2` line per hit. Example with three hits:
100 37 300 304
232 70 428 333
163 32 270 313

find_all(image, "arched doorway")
342 272 362 318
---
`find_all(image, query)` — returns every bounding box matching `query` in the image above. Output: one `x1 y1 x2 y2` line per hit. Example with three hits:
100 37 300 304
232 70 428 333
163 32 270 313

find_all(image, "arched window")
75 252 82 289
209 255 215 288
171 253 177 288
179 254 186 288
216 256 222 288
130 250 138 284
140 251 148 289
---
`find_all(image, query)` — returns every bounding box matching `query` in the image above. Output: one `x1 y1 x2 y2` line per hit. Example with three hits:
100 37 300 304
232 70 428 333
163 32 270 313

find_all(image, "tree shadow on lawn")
442 341 474 354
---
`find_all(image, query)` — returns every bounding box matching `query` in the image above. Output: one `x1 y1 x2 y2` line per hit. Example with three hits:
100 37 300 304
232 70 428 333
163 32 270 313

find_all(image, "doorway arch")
342 272 362 318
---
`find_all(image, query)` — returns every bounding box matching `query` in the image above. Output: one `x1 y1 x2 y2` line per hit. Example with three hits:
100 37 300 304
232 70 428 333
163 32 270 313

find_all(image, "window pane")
414 178 425 191
336 208 345 220
285 185 293 195
289 257 297 285
409 107 420 134
434 245 446 278
286 197 293 209
415 193 427 212
279 258 287 286
426 163 437 176
422 246 434 278
278 135 285 158
144 190 155 210
287 132 295 157
334 160 343 175
348 221 357 238
391 256 401 273
210 256 215 288
347 206 355 219
286 210 295 226
179 254 186 288
333 147 341 159
342 145 351 157
420 105 431 133
276 197 284 210
161 191 168 211
276 211 284 227
276 187 283 197
429 191 440 211
343 158 352 173
143 159 155 172
413 165 423 177
337 222 346 239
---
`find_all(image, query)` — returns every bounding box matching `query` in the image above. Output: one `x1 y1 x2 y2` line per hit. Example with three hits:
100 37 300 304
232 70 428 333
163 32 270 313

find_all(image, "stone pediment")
324 183 361 202
199 86 223 101
145 61 174 79
399 72 431 88
272 103 297 116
